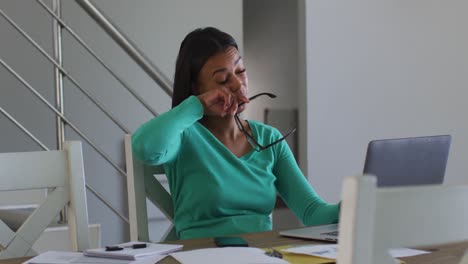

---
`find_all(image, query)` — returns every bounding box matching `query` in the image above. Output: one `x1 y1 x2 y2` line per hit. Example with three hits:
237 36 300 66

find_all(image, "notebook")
84 241 183 260
279 135 451 242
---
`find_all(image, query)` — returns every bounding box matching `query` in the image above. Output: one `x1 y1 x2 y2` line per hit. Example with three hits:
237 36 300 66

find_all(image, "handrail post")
52 0 67 224
75 0 173 97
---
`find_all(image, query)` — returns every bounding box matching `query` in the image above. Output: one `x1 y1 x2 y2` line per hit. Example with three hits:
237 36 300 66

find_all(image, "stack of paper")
84 241 183 260
282 244 430 259
169 247 288 264
23 251 167 264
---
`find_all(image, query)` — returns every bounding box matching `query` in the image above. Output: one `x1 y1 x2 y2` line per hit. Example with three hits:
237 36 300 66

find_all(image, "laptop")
363 135 451 187
279 135 452 242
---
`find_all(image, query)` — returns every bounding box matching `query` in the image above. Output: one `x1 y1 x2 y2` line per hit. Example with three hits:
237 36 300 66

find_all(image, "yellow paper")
265 245 405 264
265 245 335 264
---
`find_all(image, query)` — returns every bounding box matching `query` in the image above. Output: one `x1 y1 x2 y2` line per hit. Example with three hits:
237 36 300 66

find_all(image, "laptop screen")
363 135 451 187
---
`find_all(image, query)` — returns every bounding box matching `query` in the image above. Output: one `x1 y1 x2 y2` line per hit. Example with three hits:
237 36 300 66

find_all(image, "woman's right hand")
197 87 249 117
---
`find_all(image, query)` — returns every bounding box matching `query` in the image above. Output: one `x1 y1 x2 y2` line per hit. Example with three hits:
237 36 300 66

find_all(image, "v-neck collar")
194 121 256 160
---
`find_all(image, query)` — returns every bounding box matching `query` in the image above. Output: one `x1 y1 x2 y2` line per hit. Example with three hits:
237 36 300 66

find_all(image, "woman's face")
195 47 248 113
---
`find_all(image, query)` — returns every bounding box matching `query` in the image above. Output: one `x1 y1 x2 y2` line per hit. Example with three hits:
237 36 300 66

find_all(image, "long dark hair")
172 27 238 108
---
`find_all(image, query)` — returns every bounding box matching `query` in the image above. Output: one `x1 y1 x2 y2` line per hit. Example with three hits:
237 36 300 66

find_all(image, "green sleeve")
273 137 340 225
131 96 204 165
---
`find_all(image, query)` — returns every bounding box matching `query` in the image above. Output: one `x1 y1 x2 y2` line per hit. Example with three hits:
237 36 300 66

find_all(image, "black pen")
105 243 147 251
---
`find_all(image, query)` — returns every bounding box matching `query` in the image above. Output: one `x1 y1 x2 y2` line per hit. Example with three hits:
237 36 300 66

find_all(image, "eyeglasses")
234 92 297 152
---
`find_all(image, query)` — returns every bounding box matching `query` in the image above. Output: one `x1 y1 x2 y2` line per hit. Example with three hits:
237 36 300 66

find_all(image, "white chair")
0 141 90 259
337 175 468 264
124 134 177 242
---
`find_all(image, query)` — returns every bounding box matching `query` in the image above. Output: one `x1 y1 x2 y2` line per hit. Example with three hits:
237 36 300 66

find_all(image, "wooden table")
2 231 467 263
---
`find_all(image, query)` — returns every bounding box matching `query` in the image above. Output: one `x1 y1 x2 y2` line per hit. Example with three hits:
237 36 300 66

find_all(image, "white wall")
243 0 298 123
303 0 468 202
1 0 242 245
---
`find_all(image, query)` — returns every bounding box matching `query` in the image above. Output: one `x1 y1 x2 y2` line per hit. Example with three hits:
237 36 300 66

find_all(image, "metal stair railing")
0 58 129 223
35 0 161 117
0 8 131 134
0 0 174 227
0 9 129 176
0 105 127 224
75 0 173 98
0 106 49 151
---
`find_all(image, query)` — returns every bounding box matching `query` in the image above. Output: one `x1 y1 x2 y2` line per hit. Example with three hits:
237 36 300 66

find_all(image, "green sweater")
132 96 339 239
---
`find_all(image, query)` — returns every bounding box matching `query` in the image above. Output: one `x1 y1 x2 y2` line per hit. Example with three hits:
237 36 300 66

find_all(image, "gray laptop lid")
363 135 451 187
280 135 451 242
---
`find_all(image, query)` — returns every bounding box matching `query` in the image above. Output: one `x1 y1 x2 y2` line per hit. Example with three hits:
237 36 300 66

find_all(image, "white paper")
388 248 430 258
84 241 183 260
72 256 131 264
284 244 337 259
283 244 430 259
23 251 82 264
169 247 289 264
23 251 131 264
24 251 168 264
129 254 167 264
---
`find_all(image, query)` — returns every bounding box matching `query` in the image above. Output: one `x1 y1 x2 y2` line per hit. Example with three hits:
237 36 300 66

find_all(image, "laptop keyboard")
320 231 339 236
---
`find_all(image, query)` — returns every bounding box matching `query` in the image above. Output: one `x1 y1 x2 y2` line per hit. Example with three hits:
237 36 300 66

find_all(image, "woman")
132 27 339 240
